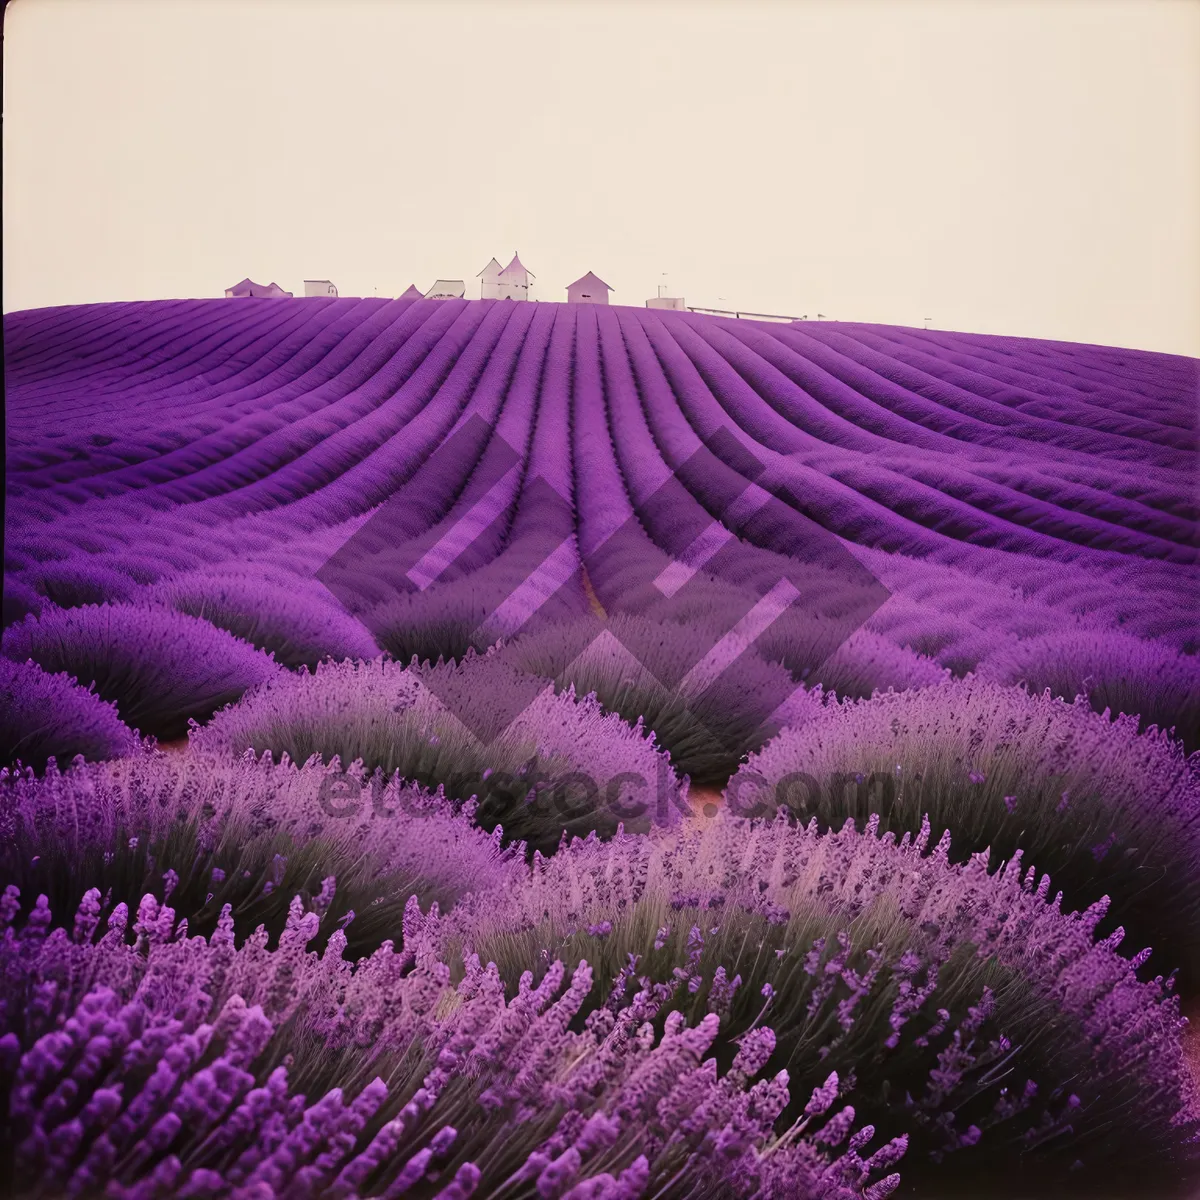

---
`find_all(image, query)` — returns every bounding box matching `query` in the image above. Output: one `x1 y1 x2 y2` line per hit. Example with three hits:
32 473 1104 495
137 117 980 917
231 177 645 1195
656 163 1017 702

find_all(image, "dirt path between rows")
685 783 724 819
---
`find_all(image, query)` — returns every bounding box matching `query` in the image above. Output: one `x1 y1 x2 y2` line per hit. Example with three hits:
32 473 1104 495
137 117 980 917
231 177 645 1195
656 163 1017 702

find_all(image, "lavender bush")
504 614 805 785
450 813 1200 1190
17 558 142 610
861 596 1000 676
0 657 140 773
736 679 1200 988
795 630 951 700
0 880 905 1200
149 565 381 670
360 579 508 667
191 654 688 855
362 532 594 671
1 603 281 741
2 576 44 629
978 629 1200 752
0 751 524 959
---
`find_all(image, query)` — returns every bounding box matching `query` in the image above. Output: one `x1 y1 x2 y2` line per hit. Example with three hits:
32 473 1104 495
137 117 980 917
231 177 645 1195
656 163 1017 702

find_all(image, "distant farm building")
495 253 534 300
398 284 425 300
567 272 613 305
303 280 339 298
477 258 504 300
225 278 292 299
424 280 466 300
646 295 686 311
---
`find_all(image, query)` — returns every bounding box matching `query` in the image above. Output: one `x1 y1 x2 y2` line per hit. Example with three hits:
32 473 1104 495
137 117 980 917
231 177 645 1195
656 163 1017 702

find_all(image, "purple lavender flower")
504 612 805 787
149 563 381 670
448 808 1200 1183
0 848 922 1200
0 657 141 773
805 1071 840 1116
740 677 1200 986
981 629 1200 753
0 752 526 957
2 603 281 741
192 653 687 856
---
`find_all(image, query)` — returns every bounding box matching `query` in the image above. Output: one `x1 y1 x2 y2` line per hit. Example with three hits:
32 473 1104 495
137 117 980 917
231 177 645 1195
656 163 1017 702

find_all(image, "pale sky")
4 0 1199 357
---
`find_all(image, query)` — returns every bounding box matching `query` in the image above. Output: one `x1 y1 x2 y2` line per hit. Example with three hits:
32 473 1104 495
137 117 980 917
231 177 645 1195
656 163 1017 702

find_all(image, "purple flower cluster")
0 656 141 773
2 603 281 741
737 676 1200 986
979 628 1200 752
759 628 951 703
191 654 688 854
504 613 806 785
0 752 526 955
0 883 904 1199
448 810 1199 1179
149 563 381 670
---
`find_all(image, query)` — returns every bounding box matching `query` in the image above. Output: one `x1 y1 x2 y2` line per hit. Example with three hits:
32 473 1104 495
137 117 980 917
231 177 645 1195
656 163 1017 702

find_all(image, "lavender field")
2 295 1198 1199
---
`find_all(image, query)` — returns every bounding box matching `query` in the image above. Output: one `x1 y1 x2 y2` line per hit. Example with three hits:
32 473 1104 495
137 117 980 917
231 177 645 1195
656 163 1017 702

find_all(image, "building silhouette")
424 280 466 300
566 271 613 305
225 278 292 299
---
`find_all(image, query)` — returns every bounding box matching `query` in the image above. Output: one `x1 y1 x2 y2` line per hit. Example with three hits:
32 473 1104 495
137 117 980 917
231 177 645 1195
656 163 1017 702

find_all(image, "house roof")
568 271 613 292
476 258 504 277
226 278 291 297
399 284 425 300
424 280 466 298
499 252 534 280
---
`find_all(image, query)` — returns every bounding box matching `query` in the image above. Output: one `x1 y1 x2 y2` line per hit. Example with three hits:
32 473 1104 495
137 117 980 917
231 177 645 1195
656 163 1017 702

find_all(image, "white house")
566 272 613 305
303 280 338 298
424 280 466 300
495 252 533 301
225 278 292 298
477 257 504 300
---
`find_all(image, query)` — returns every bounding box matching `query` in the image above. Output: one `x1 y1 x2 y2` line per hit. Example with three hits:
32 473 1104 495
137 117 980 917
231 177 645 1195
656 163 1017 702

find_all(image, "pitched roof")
399 284 424 300
226 278 291 297
476 257 504 277
499 252 534 280
424 280 466 298
567 271 613 292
